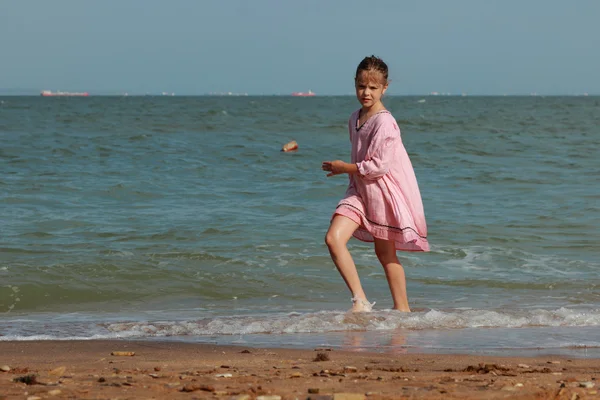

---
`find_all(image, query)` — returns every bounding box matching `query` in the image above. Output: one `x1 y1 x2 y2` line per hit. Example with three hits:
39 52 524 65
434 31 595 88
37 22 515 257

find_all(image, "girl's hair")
355 55 388 83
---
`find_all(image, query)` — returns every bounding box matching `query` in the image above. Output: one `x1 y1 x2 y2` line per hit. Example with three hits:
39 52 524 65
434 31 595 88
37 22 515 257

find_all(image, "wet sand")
0 340 598 399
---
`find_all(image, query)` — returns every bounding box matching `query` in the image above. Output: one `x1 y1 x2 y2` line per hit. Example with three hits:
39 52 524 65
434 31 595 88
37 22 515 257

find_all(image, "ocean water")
1 95 599 356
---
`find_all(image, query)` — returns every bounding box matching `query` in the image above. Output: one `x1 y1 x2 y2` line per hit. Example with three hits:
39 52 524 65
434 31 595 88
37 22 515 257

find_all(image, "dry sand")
0 340 599 399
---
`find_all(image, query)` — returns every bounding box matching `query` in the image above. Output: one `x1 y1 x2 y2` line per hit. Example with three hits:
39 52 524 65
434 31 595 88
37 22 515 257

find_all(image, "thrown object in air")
281 140 298 152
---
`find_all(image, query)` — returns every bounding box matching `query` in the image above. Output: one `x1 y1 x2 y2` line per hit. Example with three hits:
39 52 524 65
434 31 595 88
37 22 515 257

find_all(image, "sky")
1 0 599 95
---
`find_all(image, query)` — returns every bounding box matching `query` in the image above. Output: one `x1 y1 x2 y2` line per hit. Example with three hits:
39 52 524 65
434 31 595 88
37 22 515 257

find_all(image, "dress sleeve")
355 121 398 180
348 116 352 142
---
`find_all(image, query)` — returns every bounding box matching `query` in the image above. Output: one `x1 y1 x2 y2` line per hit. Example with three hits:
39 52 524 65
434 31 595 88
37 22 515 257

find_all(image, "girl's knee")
374 242 399 265
325 216 357 251
324 231 338 249
376 251 398 266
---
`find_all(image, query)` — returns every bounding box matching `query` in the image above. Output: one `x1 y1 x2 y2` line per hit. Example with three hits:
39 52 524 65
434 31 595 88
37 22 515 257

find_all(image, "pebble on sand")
111 351 135 356
230 395 251 400
180 383 215 392
48 366 66 377
332 394 366 400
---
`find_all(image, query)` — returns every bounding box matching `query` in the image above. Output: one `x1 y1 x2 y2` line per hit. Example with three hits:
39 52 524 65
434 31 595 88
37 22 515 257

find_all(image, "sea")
1 95 599 357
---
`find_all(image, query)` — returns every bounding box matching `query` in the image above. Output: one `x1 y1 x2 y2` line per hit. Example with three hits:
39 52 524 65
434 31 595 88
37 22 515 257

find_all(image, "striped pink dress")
334 109 430 252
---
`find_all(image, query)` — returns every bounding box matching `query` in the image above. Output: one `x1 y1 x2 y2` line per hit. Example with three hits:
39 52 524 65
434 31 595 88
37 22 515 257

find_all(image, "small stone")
515 383 524 387
111 351 135 356
290 372 302 378
229 395 251 400
314 353 330 362
580 382 595 388
14 374 38 385
333 394 366 400
48 366 66 377
0 365 10 372
308 388 320 393
501 386 516 392
344 366 358 373
48 389 62 396
154 366 161 371
547 360 561 364
181 384 201 392
256 396 282 400
181 384 215 392
517 364 530 369
215 373 233 378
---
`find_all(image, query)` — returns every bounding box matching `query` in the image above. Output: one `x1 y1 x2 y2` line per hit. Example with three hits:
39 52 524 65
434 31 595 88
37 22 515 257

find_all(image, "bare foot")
350 297 375 313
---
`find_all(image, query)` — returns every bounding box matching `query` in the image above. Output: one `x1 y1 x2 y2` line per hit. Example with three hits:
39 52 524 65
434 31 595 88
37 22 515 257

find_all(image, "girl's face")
355 70 388 109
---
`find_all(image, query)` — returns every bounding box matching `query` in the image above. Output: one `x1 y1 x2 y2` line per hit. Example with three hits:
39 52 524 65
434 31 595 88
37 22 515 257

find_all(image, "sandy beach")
0 340 598 399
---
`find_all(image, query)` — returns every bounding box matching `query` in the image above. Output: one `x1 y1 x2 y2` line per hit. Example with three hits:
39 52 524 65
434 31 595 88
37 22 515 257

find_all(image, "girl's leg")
374 239 411 312
325 215 370 312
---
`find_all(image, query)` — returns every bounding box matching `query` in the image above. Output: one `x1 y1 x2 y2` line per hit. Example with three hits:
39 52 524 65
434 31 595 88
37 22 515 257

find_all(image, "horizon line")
1 92 598 97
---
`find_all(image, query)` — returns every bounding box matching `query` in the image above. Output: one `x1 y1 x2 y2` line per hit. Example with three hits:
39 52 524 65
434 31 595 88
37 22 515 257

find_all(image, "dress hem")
333 208 430 252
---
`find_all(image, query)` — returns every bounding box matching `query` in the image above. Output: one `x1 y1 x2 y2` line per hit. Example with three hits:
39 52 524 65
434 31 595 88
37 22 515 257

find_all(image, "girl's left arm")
355 126 396 180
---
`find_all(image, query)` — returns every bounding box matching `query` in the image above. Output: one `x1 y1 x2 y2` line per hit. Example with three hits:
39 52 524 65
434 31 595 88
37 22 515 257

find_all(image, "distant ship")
41 90 89 97
291 90 315 97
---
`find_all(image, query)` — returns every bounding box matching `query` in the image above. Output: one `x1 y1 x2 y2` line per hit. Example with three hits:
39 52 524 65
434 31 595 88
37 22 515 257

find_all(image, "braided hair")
355 55 389 84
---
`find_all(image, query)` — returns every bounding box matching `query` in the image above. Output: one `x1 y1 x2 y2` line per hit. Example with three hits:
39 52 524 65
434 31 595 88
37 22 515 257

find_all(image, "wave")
2 307 599 344
101 308 600 337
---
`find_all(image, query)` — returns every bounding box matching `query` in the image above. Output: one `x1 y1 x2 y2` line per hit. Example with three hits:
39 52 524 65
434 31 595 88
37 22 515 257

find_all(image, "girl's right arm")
322 160 358 177
355 123 397 180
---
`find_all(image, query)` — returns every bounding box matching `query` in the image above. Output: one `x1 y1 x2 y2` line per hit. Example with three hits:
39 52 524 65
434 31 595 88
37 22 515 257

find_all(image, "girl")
322 55 429 313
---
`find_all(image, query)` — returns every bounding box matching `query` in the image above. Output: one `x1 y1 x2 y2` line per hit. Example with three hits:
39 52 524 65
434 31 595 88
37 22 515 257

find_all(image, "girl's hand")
322 160 347 177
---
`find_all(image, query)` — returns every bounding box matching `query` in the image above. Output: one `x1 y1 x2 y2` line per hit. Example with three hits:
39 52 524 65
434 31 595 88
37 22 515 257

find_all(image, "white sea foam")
100 307 600 337
2 309 600 357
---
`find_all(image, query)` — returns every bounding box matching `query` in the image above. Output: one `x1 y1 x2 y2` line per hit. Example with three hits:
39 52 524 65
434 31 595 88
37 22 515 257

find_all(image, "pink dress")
334 109 430 252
